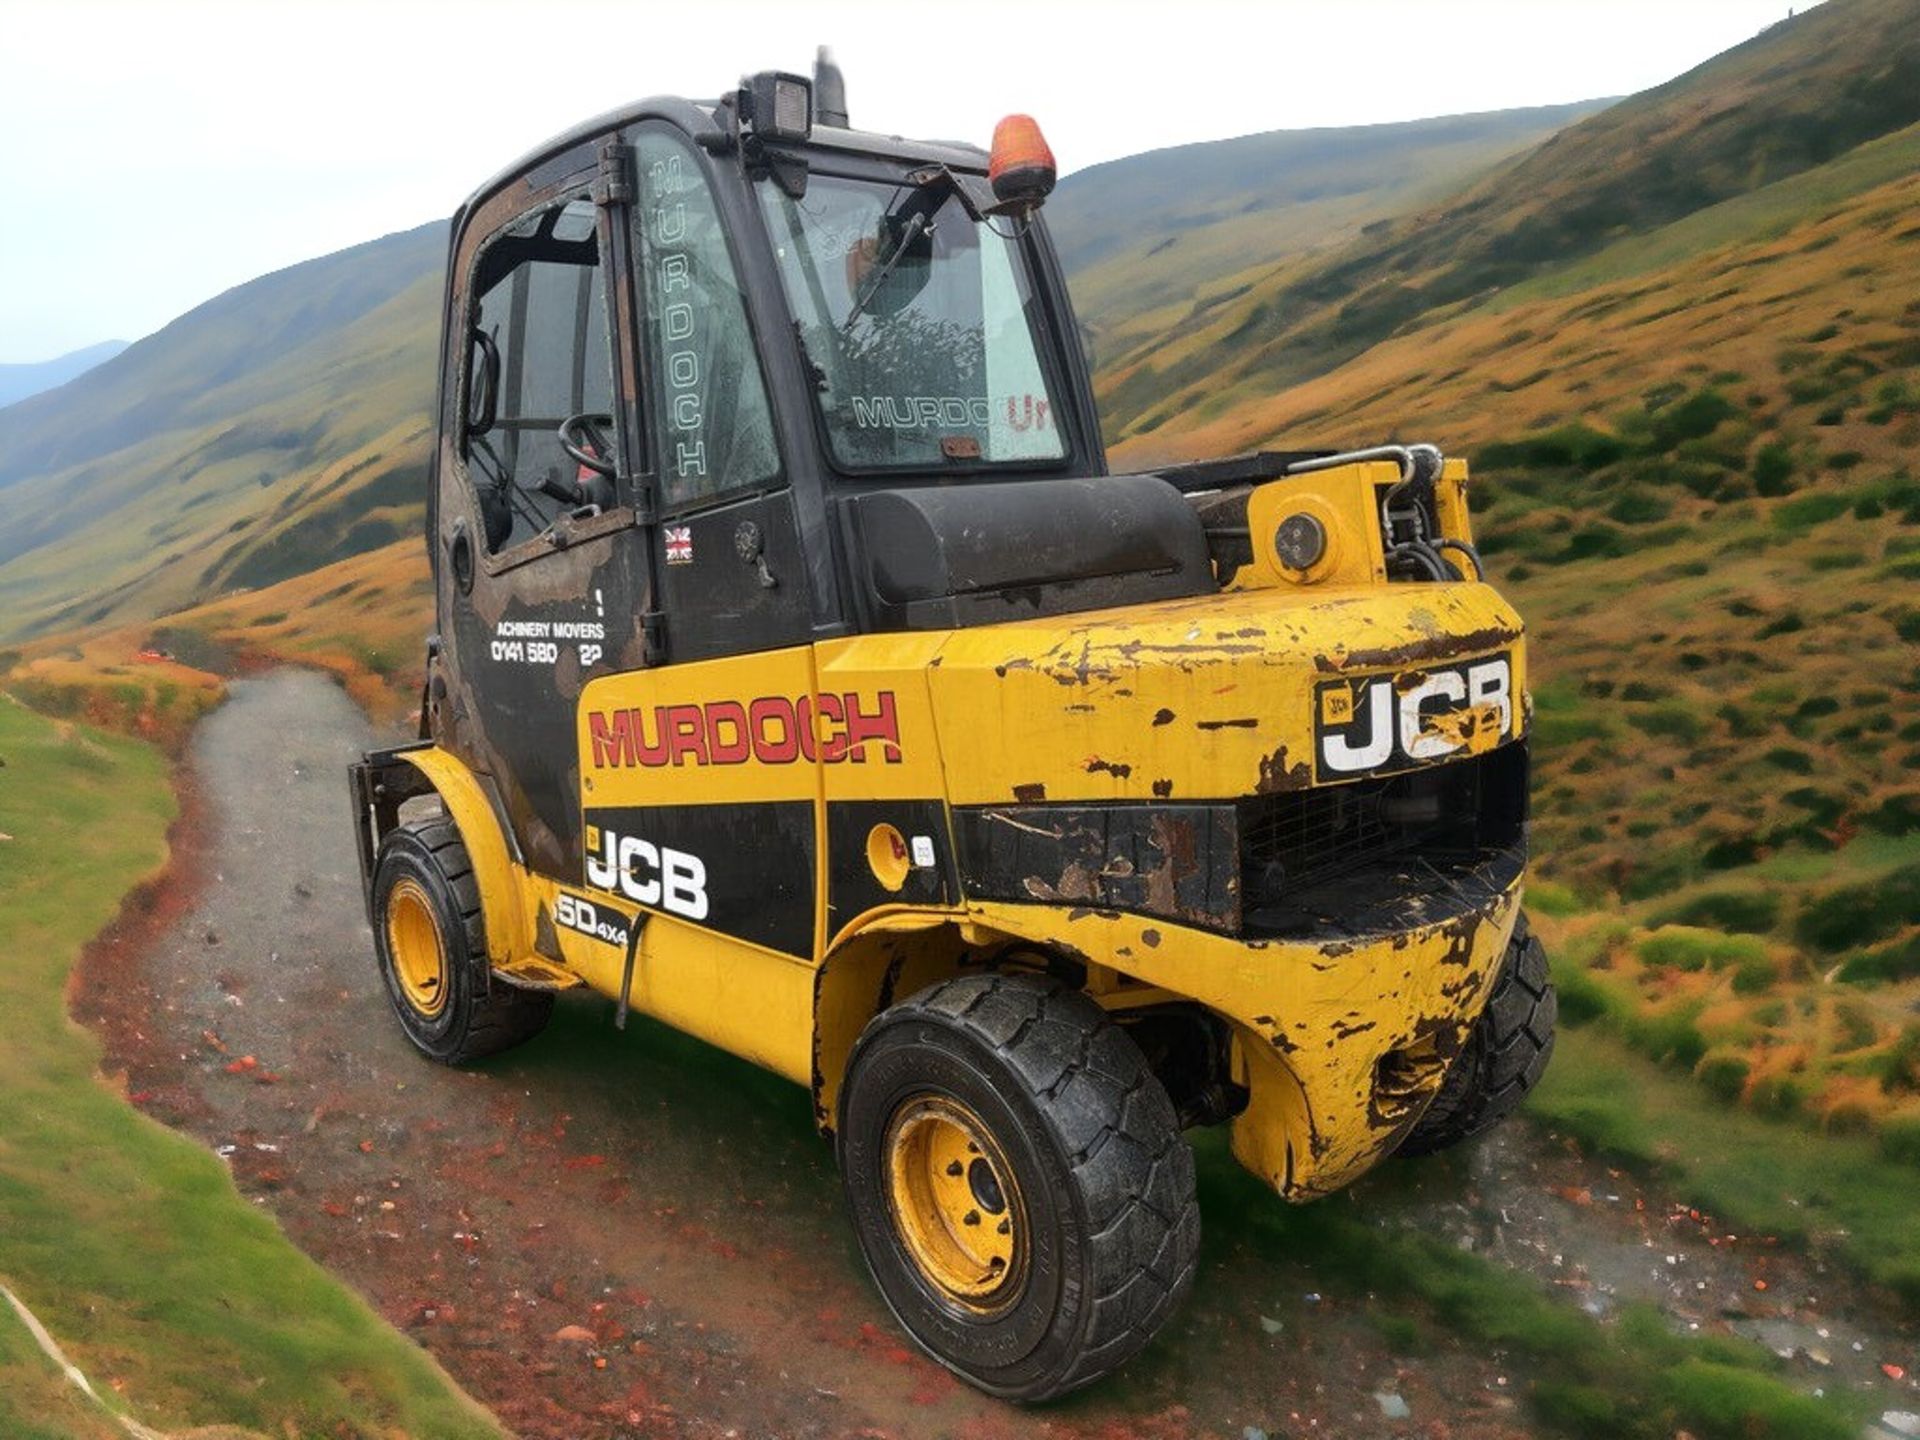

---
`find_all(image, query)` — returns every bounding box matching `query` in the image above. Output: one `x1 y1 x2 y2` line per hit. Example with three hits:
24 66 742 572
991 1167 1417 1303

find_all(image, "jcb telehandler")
350 51 1555 1400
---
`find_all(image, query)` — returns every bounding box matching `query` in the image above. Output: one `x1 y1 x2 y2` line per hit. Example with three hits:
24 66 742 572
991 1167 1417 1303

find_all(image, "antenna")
814 45 849 128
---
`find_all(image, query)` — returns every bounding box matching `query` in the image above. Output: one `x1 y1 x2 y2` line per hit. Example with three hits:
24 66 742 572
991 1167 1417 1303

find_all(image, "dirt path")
74 671 1918 1440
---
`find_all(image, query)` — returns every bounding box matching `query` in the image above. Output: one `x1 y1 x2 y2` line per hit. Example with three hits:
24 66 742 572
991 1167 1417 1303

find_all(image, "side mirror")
465 327 499 439
988 114 1056 217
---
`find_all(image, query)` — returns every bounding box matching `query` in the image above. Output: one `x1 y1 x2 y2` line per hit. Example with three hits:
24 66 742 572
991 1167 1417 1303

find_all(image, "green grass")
0 693 496 1438
1530 1026 1920 1304
0 1297 121 1440
1638 926 1770 973
1498 119 1920 307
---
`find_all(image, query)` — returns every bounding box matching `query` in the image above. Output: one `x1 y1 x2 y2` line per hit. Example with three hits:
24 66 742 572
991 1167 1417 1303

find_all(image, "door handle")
448 519 475 595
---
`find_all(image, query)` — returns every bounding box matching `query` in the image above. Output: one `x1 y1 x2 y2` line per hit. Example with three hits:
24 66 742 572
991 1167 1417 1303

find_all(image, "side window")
634 130 779 512
465 198 615 554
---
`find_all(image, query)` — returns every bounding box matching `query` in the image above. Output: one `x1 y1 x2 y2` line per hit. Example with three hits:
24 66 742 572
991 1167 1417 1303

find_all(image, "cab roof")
454 93 990 234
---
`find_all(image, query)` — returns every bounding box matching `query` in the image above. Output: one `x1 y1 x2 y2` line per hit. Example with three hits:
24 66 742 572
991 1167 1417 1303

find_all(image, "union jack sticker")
664 525 693 564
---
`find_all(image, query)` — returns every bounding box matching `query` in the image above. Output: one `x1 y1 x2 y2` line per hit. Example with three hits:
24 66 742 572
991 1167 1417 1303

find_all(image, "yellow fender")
398 748 526 967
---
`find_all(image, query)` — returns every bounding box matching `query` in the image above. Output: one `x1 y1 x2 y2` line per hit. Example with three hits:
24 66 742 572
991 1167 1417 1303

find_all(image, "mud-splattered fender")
959 882 1522 1201
398 747 529 968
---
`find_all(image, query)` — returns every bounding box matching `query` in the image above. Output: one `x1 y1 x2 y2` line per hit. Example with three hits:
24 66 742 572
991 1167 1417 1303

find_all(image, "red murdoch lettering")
666 704 708 765
844 691 902 763
588 707 670 767
814 692 847 763
633 707 671 765
591 691 901 767
794 695 819 762
704 700 751 763
749 696 799 763
589 710 633 768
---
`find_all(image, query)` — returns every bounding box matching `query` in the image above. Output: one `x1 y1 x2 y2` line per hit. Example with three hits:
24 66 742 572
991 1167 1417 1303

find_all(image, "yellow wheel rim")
385 877 448 1018
884 1095 1027 1312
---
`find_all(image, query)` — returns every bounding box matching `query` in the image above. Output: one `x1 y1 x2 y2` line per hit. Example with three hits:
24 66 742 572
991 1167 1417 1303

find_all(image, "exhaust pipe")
814 45 848 127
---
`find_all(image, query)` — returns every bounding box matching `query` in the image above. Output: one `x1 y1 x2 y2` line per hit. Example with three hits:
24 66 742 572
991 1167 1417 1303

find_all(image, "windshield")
758 173 1066 471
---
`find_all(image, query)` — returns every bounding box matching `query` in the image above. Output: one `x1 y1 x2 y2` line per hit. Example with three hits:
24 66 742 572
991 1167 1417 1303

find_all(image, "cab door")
431 159 649 882
630 124 816 662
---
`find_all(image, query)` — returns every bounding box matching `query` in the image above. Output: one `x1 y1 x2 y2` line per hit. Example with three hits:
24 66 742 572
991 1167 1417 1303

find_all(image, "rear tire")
1397 912 1555 1157
371 818 552 1064
837 973 1199 1403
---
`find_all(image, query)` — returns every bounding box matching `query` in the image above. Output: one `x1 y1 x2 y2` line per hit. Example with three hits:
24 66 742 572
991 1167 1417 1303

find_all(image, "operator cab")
424 51 1159 878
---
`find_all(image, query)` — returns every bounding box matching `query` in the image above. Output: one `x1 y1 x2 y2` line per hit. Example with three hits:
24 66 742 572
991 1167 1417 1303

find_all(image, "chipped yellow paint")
402 460 1530 1202
1426 699 1508 756
398 746 526 967
926 581 1523 807
953 888 1521 1198
519 867 818 1084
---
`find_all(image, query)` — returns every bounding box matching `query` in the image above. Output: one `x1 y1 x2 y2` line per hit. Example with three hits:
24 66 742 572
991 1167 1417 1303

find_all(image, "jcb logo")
584 825 709 921
1315 654 1513 780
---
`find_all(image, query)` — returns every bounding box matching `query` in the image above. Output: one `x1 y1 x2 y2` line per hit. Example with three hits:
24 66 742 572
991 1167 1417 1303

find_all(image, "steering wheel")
559 412 617 477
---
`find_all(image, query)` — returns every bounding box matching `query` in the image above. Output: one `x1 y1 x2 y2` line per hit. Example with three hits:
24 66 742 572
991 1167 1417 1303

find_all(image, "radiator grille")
1239 743 1528 938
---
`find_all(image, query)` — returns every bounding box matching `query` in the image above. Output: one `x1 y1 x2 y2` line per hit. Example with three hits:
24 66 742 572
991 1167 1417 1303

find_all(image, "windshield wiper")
791 320 829 392
842 209 931 332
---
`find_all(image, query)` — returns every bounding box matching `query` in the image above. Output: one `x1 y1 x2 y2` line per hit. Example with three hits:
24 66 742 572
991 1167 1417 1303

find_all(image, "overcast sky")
0 0 1812 363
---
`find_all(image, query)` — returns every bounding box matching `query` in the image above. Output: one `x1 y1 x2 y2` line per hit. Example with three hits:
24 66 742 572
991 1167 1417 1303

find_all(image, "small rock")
1374 1391 1411 1421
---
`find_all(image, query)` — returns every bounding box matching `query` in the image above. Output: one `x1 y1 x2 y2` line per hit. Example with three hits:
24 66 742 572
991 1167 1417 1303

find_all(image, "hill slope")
1097 0 1920 447
0 223 442 639
1047 101 1610 358
0 340 129 409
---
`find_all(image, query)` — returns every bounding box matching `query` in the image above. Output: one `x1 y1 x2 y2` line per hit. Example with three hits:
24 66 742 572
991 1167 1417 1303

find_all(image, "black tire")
837 973 1199 1403
1397 912 1556 1157
371 818 553 1064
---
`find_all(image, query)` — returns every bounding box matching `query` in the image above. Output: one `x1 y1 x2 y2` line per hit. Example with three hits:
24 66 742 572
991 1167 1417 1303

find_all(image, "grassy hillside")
0 694 495 1437
1048 101 1610 360
2 536 431 744
1097 0 1920 445
0 225 442 642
